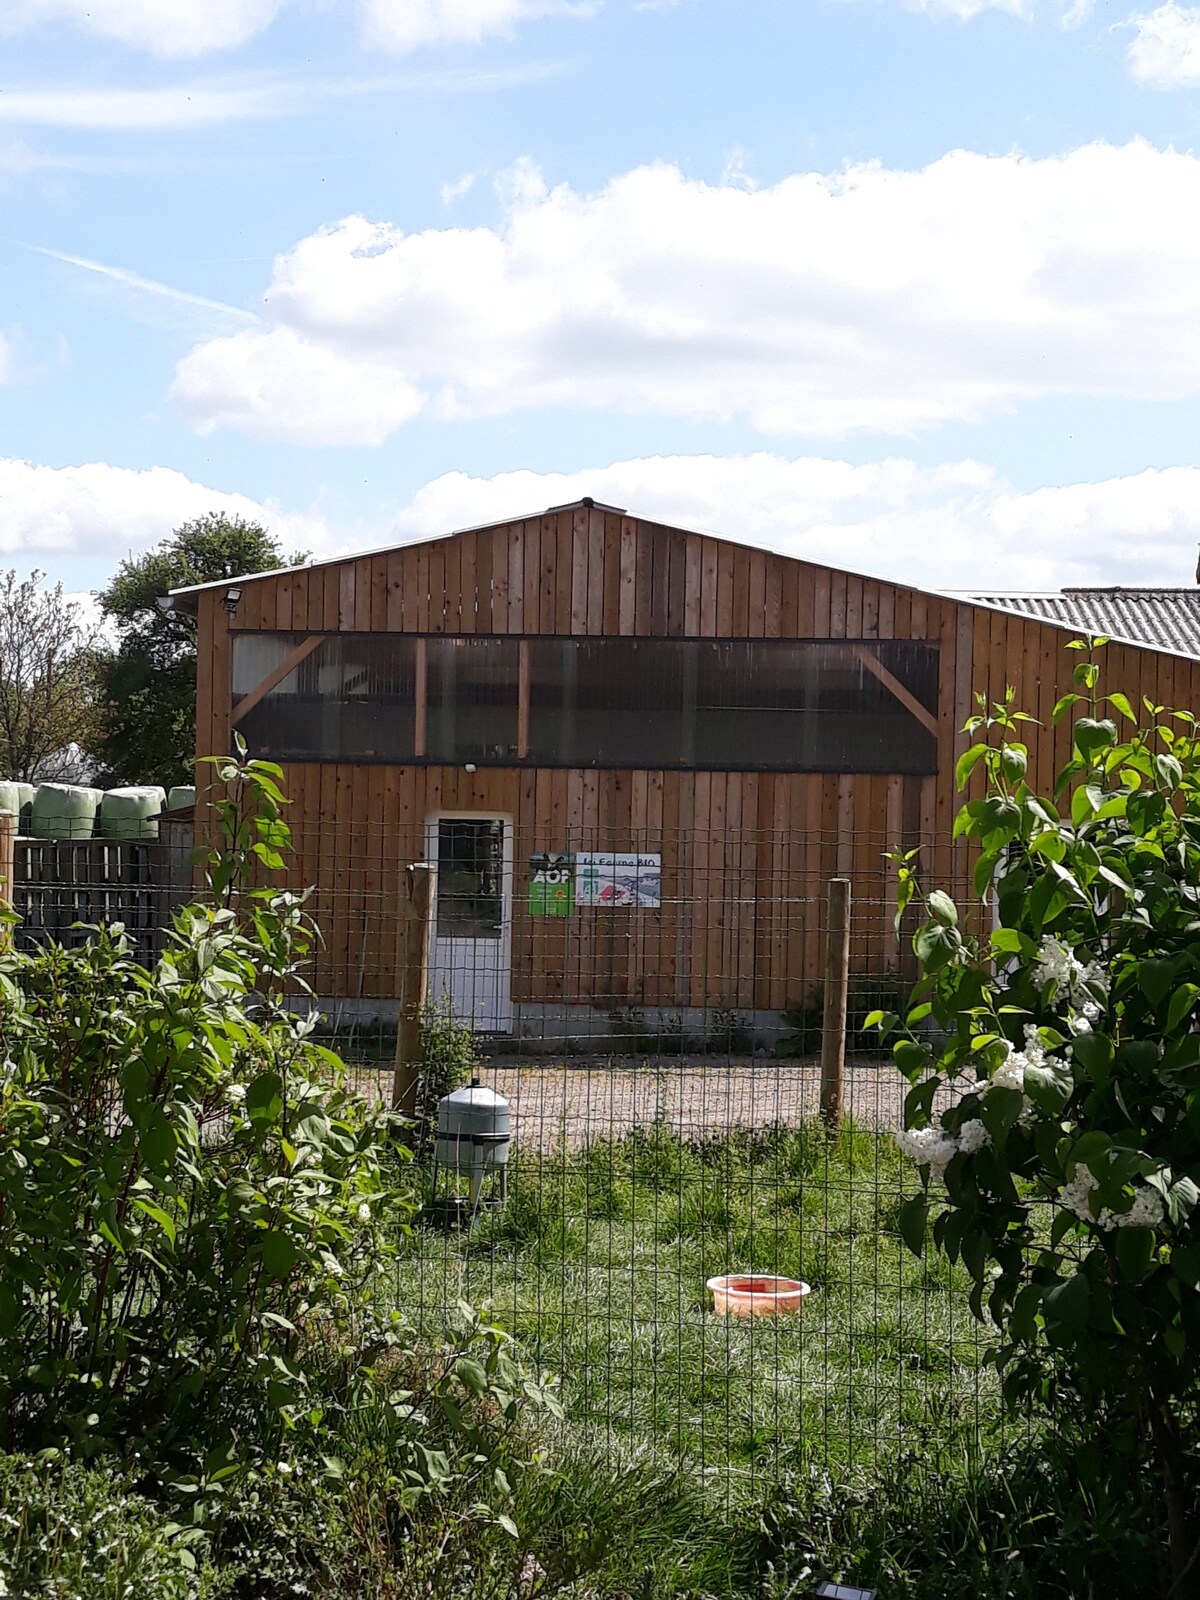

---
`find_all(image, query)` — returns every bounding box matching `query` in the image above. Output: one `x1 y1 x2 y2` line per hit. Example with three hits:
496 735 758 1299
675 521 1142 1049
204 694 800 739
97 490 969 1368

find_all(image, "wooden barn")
174 500 1200 1043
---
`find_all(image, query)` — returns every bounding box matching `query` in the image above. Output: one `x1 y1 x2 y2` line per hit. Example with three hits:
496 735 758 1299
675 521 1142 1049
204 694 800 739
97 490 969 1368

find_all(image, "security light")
814 1584 877 1600
223 588 242 617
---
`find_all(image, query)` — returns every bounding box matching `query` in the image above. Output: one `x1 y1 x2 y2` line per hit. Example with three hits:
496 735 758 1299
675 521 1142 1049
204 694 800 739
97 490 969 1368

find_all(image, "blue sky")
5 0 1200 599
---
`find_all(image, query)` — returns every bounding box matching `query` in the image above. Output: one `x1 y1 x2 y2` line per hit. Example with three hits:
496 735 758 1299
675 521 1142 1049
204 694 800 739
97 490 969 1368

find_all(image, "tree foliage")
93 513 300 789
0 568 100 782
880 643 1200 1593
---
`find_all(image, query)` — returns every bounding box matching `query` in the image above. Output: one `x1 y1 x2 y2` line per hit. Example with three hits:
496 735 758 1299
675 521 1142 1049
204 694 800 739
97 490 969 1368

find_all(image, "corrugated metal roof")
972 588 1200 659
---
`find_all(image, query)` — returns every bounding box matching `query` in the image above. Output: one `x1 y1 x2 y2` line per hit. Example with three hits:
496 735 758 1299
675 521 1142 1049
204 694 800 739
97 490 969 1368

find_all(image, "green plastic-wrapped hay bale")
166 785 196 811
30 783 103 841
0 777 24 819
16 783 34 832
100 786 166 841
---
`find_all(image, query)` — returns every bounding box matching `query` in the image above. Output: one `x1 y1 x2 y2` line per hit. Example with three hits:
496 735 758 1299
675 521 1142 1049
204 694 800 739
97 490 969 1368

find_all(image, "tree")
881 645 1200 1594
0 569 101 782
93 512 302 789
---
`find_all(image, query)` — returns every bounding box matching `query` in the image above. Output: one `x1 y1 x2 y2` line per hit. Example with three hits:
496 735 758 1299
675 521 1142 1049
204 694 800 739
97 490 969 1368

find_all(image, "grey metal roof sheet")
972 588 1200 660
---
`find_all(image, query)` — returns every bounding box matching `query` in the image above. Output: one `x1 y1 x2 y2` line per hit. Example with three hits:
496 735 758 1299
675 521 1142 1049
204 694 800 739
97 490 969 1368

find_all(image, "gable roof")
973 588 1200 660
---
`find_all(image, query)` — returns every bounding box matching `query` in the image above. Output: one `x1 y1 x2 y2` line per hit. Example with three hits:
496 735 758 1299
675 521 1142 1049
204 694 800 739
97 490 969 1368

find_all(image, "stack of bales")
1 780 194 839
0 781 35 832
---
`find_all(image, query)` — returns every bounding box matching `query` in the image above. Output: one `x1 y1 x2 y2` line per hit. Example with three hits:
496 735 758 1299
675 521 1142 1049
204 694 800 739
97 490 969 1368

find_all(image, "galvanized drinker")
429 1077 511 1226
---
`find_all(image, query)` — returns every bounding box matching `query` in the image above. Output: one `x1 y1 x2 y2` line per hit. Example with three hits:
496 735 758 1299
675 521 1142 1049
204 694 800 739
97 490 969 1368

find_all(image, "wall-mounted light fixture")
814 1583 877 1600
223 587 243 618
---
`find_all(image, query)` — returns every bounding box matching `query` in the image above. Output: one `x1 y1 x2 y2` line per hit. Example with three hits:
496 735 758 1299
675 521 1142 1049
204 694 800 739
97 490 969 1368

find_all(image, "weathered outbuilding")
175 501 1200 1041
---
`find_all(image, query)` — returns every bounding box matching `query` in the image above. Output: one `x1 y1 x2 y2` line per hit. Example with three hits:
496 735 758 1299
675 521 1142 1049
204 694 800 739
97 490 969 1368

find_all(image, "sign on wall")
575 852 662 909
528 853 575 916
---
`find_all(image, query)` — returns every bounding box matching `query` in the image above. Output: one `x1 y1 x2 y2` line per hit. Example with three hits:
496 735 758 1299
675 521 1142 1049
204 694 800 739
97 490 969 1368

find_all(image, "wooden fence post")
0 811 15 948
820 876 851 1131
391 862 436 1118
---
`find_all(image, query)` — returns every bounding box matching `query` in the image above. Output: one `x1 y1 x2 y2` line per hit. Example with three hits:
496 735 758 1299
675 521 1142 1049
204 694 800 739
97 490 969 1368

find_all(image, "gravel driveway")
351 1053 943 1151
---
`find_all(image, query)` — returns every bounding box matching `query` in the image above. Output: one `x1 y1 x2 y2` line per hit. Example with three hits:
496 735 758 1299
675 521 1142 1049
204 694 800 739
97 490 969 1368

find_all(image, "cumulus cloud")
384 453 1200 592
1127 1 1200 86
173 327 425 445
0 458 330 562
0 0 287 57
1 0 597 57
172 142 1200 448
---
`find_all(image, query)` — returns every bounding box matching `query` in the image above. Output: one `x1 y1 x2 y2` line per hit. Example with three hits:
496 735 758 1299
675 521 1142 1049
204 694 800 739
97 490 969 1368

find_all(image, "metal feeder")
429 1077 511 1229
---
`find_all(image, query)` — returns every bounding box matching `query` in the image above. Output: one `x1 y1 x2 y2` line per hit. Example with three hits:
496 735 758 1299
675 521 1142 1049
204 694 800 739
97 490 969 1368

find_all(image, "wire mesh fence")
7 812 1004 1490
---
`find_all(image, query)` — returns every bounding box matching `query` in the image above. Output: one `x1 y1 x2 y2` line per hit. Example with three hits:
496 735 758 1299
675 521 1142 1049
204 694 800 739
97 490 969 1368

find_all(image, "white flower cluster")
223 1081 247 1106
895 1118 991 1179
1058 1165 1167 1232
1033 936 1106 1026
989 1026 1042 1127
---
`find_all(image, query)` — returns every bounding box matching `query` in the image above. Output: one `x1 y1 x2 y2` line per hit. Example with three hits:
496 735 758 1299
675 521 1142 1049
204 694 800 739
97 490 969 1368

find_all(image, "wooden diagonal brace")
231 634 324 726
851 645 938 738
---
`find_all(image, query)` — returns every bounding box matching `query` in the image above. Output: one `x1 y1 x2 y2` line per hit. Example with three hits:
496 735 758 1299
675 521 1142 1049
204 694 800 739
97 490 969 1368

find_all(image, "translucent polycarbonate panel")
233 632 416 761
426 637 520 764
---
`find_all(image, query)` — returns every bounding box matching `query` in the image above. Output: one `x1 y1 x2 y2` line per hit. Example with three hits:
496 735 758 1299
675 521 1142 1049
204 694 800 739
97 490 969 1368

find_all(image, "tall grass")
393 1118 1002 1486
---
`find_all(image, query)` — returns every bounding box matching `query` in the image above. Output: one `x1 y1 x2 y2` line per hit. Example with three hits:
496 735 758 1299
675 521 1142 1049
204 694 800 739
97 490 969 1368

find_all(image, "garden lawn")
390 1118 1003 1487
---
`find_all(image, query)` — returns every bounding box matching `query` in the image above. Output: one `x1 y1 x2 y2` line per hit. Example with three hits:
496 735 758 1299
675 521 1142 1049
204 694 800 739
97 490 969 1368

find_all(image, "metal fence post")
820 876 851 1131
0 810 15 948
391 861 436 1117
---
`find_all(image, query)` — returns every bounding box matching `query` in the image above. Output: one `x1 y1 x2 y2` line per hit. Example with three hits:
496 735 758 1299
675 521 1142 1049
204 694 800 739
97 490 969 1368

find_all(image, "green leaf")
1043 1273 1090 1339
1000 745 1027 784
1106 692 1136 724
133 1200 178 1249
927 890 958 928
1072 1031 1114 1085
1023 1059 1072 1115
955 743 989 792
455 1357 489 1396
1167 984 1200 1033
1073 718 1117 762
246 1071 284 1127
260 1231 299 1280
1052 692 1083 723
140 1108 177 1173
1139 960 1178 1007
1115 1228 1155 1285
913 921 963 974
897 1194 928 1258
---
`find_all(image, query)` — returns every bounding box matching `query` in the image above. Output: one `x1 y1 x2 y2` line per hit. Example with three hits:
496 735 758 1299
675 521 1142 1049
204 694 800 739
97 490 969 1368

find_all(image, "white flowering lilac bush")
876 650 1200 1590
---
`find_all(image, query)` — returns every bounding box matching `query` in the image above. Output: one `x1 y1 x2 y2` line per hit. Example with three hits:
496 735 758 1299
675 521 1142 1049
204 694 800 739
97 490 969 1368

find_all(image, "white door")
425 815 513 1033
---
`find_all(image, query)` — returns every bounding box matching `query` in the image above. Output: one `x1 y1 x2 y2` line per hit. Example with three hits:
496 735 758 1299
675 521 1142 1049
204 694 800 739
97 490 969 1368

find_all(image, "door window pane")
436 820 504 939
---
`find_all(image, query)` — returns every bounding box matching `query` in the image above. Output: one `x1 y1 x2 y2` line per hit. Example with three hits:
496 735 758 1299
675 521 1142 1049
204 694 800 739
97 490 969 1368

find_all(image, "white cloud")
1128 1 1200 86
172 327 425 445
0 79 300 130
1 0 597 58
0 458 330 562
0 0 287 57
441 171 477 203
385 453 1200 592
361 0 598 52
0 333 13 385
172 142 1200 447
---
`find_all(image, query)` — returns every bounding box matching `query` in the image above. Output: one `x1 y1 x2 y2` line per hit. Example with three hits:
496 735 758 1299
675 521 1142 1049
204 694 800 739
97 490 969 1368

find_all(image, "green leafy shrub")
413 992 481 1163
0 747 412 1479
0 1453 212 1599
880 648 1200 1591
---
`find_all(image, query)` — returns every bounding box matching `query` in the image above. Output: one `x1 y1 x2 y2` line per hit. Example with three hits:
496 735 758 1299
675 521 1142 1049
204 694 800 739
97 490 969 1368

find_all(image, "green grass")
390 1119 1002 1487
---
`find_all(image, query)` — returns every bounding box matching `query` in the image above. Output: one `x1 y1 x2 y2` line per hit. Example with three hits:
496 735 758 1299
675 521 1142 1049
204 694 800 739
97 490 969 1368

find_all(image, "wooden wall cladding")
194 507 1200 1010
